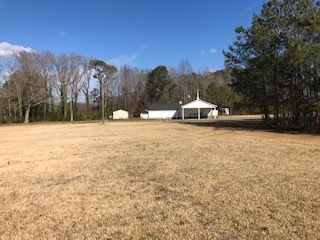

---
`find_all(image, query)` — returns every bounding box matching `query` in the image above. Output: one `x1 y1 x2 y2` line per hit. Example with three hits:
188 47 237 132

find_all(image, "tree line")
0 52 236 123
224 0 320 130
3 1 317 130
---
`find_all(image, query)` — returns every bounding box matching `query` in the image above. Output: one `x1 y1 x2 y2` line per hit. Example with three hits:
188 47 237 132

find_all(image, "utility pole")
101 74 106 124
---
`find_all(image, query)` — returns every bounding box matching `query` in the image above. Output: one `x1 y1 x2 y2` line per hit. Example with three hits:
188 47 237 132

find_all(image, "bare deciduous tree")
177 60 193 103
36 51 55 119
54 53 93 121
68 54 92 121
17 51 47 123
80 57 93 113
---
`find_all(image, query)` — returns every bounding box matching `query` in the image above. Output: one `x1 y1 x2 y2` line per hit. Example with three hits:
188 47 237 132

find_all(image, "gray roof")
147 104 181 111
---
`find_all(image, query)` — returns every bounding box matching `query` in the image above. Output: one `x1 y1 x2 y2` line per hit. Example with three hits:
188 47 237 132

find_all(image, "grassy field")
0 116 319 239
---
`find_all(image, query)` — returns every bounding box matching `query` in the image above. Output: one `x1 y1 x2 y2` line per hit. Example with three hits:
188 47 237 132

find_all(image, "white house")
113 109 129 119
145 104 181 119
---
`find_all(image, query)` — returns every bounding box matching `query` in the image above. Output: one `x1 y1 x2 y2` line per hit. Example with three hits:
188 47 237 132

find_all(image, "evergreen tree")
224 0 320 129
146 66 175 103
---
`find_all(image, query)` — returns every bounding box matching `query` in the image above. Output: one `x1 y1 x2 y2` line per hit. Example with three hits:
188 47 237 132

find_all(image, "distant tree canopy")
224 0 320 129
0 53 236 123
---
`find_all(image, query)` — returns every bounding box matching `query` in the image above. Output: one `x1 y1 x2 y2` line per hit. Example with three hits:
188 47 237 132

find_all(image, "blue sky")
0 0 264 72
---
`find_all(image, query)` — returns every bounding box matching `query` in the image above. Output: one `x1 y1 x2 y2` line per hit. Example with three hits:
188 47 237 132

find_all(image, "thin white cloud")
58 32 67 36
210 49 218 54
139 43 148 51
200 49 218 56
0 42 34 57
107 44 148 68
207 68 222 73
198 67 222 73
107 54 138 67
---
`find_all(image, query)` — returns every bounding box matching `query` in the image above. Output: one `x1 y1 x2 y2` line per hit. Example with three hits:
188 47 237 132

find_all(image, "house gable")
181 99 217 109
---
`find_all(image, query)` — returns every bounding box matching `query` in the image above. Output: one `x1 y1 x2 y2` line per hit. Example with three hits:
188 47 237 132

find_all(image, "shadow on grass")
177 118 320 135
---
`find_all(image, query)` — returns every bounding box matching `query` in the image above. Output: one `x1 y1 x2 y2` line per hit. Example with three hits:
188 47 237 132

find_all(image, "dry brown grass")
0 117 319 239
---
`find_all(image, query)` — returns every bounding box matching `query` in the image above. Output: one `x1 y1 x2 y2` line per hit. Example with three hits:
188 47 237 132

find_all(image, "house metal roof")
147 104 181 111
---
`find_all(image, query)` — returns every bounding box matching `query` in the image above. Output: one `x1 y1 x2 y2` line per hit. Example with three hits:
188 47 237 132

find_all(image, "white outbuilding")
113 109 129 119
181 98 218 120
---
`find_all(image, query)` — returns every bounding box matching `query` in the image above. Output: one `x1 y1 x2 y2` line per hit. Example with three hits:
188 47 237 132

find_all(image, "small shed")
113 109 129 119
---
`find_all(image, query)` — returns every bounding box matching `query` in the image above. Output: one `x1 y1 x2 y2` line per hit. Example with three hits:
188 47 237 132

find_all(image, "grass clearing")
0 117 319 239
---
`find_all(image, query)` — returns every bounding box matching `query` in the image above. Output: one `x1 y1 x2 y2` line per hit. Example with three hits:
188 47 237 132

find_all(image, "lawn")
0 117 319 239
